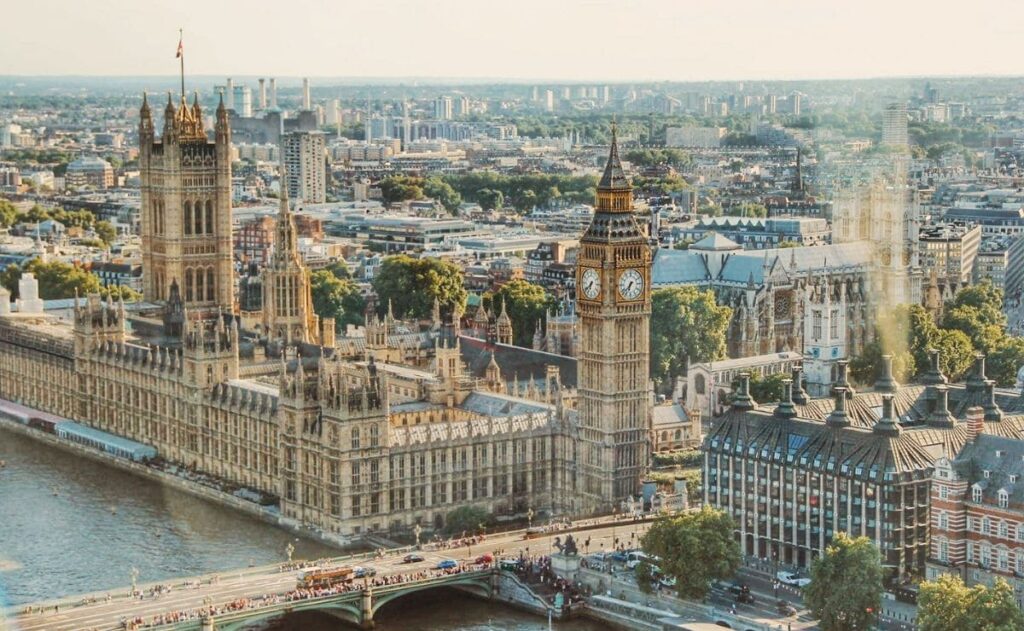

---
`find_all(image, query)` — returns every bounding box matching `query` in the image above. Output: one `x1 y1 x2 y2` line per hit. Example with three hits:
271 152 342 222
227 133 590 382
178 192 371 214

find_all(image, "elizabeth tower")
576 124 652 512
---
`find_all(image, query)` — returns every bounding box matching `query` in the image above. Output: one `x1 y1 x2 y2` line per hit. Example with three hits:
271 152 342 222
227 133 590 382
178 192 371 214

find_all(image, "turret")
139 92 154 145
731 372 756 411
162 92 177 142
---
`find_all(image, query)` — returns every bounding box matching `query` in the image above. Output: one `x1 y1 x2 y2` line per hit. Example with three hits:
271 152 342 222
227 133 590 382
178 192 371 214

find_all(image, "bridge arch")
370 573 493 617
216 599 363 631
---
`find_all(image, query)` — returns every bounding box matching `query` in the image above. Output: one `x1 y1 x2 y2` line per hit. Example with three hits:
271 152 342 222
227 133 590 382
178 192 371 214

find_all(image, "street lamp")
527 507 535 530
285 542 295 563
129 567 139 596
414 523 423 549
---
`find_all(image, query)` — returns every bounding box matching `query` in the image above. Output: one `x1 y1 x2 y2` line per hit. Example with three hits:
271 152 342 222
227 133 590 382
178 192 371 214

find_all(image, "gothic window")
183 201 192 235
194 202 204 234
205 200 214 234
830 309 839 340
938 538 949 562
206 267 215 302
351 427 360 450
695 373 706 395
195 270 204 303
184 268 193 302
369 425 379 448
812 310 822 340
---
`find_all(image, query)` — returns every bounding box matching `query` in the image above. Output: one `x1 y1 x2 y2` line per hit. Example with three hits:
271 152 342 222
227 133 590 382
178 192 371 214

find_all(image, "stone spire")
873 394 902 436
598 119 628 191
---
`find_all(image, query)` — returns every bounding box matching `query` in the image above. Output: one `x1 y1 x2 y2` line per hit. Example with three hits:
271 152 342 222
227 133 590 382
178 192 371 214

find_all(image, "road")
7 517 647 631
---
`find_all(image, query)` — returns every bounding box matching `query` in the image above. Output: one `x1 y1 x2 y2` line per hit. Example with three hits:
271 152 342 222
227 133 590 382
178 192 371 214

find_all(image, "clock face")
581 268 601 300
618 269 644 300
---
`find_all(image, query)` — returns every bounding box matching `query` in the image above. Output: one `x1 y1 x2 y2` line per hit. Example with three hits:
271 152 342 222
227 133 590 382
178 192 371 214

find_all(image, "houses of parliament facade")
0 90 653 538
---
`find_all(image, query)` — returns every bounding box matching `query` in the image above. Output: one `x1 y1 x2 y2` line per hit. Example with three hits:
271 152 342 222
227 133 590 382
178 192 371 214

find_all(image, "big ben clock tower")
576 123 652 512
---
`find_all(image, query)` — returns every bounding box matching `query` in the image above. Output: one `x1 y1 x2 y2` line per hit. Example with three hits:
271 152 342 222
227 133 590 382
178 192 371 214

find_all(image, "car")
435 559 458 569
475 553 494 564
498 558 520 571
352 566 377 578
777 600 798 616
658 575 677 589
625 551 654 569
610 550 629 563
402 554 424 564
776 571 811 587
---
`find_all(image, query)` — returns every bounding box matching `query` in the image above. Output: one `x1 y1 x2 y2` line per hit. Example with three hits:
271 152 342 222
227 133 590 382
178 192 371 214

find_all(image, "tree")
477 188 504 211
640 507 741 599
94 220 117 246
102 284 141 302
987 337 1024 388
423 177 462 214
483 279 554 347
650 287 731 393
933 329 974 381
634 560 657 594
918 575 1024 631
804 533 883 631
372 255 467 320
0 198 18 228
734 371 787 403
672 238 694 251
724 202 767 218
849 340 915 387
378 175 424 205
1 259 103 299
444 505 490 535
311 270 365 330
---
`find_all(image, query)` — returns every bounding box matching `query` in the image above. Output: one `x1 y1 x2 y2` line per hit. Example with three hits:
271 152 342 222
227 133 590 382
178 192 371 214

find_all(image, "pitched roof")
690 232 742 252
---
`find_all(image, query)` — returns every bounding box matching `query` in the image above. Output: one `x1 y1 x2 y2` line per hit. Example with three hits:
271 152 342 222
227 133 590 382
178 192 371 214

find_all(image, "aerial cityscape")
4 2 1024 630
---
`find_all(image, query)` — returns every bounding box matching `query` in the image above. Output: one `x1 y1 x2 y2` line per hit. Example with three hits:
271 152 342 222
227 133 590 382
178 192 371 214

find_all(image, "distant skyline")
3 0 1022 82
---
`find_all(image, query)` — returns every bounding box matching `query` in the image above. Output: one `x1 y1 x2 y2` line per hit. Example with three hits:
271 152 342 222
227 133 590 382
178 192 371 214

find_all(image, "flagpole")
179 28 185 101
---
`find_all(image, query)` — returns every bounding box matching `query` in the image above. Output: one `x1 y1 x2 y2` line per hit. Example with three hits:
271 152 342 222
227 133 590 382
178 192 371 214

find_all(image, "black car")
734 591 755 605
402 554 424 563
727 582 751 596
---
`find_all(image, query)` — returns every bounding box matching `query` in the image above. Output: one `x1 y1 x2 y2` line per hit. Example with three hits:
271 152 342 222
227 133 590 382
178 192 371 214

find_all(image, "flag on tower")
176 35 183 59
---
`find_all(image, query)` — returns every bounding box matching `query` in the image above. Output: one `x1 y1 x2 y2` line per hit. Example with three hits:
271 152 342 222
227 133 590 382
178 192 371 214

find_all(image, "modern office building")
882 103 909 148
919 221 982 287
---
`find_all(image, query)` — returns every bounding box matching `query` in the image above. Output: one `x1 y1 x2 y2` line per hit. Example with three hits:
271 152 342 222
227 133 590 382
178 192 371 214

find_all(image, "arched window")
194 201 203 234
695 373 706 395
183 201 192 235
205 200 214 234
206 267 215 301
184 268 193 302
195 269 204 303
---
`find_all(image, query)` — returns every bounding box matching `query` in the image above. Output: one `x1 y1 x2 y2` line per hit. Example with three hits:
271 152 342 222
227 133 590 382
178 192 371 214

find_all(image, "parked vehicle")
775 571 811 587
498 558 520 571
625 550 651 569
777 600 798 616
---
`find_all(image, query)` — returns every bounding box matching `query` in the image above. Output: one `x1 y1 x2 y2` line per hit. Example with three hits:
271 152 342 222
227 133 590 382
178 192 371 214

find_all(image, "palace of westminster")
0 88 655 539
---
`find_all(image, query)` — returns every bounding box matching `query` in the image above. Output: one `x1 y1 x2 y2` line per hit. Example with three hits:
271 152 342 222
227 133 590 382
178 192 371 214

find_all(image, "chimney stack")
258 78 267 110
731 372 756 411
270 78 278 109
826 387 850 428
965 406 984 442
791 365 809 405
874 354 899 394
983 381 1003 422
774 379 797 419
225 77 234 111
302 77 311 110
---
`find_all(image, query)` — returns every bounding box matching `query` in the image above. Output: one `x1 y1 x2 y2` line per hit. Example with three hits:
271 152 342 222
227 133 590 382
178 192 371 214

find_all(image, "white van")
625 550 652 569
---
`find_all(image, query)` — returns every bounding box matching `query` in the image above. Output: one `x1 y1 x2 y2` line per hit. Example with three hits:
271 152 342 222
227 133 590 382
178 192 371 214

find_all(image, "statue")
553 534 578 556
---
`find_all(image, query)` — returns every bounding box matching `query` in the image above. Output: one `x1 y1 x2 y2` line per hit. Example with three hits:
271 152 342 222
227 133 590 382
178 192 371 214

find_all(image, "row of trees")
0 199 117 245
377 172 599 213
851 282 1024 387
0 258 139 301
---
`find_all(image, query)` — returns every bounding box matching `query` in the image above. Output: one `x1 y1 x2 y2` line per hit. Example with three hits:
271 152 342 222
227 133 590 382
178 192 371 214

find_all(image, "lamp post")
285 542 294 563
527 507 535 530
414 523 422 549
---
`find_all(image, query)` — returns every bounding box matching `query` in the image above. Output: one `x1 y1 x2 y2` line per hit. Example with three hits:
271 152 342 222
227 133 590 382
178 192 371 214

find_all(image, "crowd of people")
126 561 493 629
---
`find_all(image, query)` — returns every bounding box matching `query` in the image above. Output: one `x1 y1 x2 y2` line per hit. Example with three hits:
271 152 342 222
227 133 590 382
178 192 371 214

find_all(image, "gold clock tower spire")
575 121 653 512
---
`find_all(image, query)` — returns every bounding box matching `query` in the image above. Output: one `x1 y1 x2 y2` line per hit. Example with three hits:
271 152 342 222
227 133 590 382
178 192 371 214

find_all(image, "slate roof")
459 335 577 388
954 434 1024 504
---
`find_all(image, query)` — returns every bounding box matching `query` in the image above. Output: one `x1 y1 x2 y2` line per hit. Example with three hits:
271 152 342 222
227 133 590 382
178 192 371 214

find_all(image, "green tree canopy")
640 507 741 599
422 177 462 213
483 279 554 347
311 270 366 331
371 255 467 320
918 575 1024 631
476 188 504 211
0 198 19 228
804 533 884 631
1 259 104 300
94 220 117 246
724 201 767 218
650 287 731 393
378 175 424 205
732 371 787 403
624 148 692 168
444 505 491 535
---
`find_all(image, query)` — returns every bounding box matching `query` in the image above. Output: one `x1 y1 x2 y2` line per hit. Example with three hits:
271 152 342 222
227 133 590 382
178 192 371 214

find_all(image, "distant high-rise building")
454 96 470 117
434 96 453 120
282 131 326 204
258 78 267 111
531 86 539 102
767 94 777 114
882 103 909 148
544 90 554 112
269 78 278 110
789 92 802 116
233 85 252 117
601 85 610 103
302 78 311 111
561 86 571 100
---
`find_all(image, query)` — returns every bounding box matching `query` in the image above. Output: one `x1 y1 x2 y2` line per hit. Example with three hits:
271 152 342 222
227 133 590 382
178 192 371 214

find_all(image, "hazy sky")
3 0 1021 81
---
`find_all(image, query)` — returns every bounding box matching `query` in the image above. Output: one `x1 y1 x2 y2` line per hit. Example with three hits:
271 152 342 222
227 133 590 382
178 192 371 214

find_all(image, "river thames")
0 427 607 630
